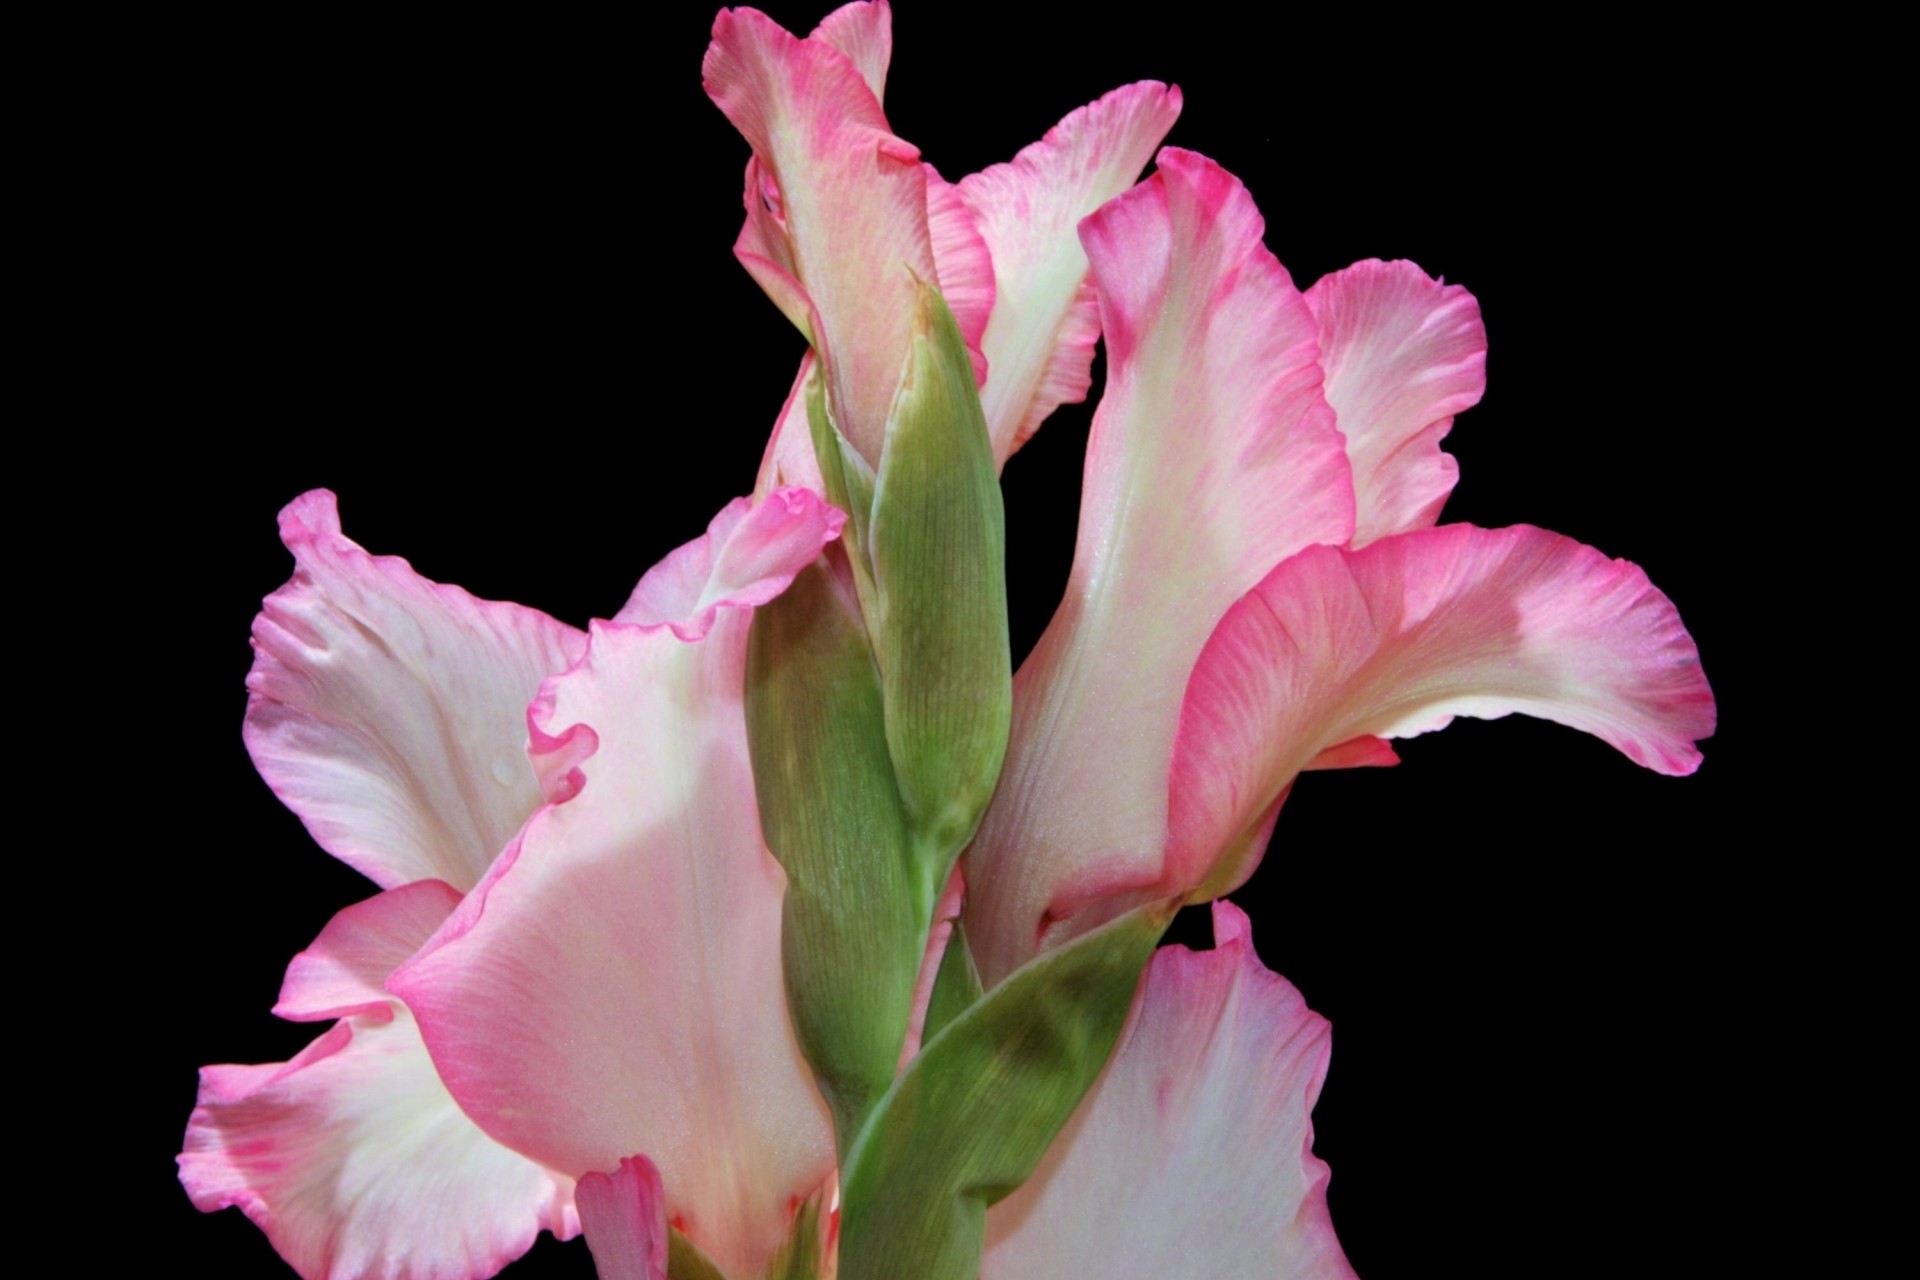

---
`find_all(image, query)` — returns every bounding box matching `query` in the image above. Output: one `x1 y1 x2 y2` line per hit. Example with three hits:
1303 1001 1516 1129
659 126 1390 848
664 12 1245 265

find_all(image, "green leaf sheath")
667 1229 729 1280
922 917 985 1045
764 1193 827 1280
806 369 879 624
664 1185 825 1280
746 561 921 1153
836 907 1170 1280
867 284 1013 906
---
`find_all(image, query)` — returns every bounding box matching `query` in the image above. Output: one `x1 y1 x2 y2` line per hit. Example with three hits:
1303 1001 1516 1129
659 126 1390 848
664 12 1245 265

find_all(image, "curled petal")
183 882 575 1280
965 149 1353 985
705 4 945 464
244 490 585 893
578 1156 670 1280
957 81 1183 463
1306 259 1487 545
983 902 1354 1280
810 0 891 104
394 496 841 1280
615 485 846 636
1305 735 1401 771
1170 524 1717 891
275 880 465 1023
735 153 814 338
182 1015 577 1280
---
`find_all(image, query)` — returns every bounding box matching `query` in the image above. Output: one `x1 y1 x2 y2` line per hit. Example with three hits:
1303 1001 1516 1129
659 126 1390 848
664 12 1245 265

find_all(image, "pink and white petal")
276 880 464 1023
735 155 815 340
1168 524 1717 891
983 902 1354 1280
964 149 1354 985
809 0 891 105
1306 259 1487 546
753 165 992 491
578 1156 670 1280
614 485 845 637
394 621 833 1279
394 500 841 1280
705 6 938 465
925 164 995 383
245 491 586 893
957 81 1183 463
1304 735 1401 771
754 353 831 498
180 1012 578 1280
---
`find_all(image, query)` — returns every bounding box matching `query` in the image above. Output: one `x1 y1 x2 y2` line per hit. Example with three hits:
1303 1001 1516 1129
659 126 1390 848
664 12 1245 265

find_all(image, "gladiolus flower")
181 488 849 1279
179 4 1713 1278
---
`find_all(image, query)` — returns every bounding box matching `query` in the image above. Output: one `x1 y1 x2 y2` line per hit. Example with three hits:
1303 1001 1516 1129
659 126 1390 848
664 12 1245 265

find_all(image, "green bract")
806 283 1012 910
837 906 1170 1280
746 560 919 1152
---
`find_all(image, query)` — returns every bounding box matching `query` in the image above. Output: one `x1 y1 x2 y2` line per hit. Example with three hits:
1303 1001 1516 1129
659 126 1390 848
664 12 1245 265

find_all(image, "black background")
130 4 1781 1275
